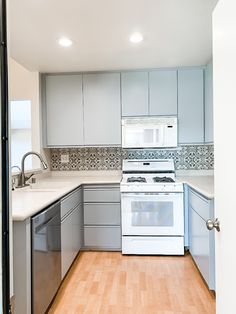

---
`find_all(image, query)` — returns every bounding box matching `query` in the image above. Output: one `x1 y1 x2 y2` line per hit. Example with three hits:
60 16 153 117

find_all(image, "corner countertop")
177 175 214 199
12 171 122 221
12 170 214 221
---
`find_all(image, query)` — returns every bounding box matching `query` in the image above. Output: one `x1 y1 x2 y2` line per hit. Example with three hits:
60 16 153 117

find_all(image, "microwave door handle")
155 127 164 146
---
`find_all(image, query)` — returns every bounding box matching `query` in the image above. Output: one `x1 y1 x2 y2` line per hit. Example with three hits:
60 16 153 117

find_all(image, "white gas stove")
121 159 183 193
121 159 184 255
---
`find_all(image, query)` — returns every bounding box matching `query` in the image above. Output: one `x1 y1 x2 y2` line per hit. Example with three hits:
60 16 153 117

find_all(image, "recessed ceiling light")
58 37 73 47
129 32 144 44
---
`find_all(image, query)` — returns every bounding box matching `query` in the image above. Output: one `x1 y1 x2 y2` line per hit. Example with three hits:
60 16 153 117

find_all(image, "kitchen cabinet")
188 188 215 290
61 188 83 279
205 61 214 143
42 66 212 147
83 73 121 145
45 74 84 146
83 184 121 250
178 69 204 143
121 72 149 116
149 70 177 116
61 204 82 279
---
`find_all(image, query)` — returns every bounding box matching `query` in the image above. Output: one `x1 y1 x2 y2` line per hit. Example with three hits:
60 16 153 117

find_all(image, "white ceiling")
8 0 218 72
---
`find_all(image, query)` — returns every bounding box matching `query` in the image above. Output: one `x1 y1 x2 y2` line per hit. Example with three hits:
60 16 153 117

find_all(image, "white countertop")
177 175 214 199
12 170 214 221
12 171 122 221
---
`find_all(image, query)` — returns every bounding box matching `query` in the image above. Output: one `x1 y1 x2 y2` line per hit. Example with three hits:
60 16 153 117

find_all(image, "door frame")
0 0 10 312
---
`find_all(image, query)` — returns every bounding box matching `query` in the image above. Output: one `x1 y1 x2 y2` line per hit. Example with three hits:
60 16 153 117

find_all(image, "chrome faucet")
18 151 48 188
11 165 21 172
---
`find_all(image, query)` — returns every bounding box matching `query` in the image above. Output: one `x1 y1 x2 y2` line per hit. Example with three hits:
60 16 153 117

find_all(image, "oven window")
131 201 174 226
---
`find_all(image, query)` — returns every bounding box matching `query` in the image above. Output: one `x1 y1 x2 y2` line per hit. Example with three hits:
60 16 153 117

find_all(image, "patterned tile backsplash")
50 145 214 171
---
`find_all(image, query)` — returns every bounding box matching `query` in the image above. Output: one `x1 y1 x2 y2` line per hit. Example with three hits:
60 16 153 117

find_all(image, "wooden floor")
49 251 215 314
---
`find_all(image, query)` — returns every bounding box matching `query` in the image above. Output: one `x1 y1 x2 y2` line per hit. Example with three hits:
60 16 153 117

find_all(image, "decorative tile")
50 145 214 171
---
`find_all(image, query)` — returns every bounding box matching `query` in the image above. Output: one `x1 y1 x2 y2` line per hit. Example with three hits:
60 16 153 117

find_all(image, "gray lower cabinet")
61 204 82 279
13 187 83 314
61 188 83 279
188 188 215 290
83 73 121 145
121 72 149 116
44 74 84 146
83 184 121 250
149 70 177 116
178 69 204 143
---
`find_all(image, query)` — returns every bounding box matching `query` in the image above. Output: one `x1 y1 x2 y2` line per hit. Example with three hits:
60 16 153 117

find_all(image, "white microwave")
122 116 177 148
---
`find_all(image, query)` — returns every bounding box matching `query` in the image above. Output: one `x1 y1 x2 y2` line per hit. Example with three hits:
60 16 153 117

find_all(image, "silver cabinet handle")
206 218 220 232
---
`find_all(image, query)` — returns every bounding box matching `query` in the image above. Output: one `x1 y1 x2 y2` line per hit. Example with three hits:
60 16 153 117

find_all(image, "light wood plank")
49 252 215 314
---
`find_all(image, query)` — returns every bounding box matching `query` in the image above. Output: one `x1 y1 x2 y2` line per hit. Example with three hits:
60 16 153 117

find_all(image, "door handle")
206 218 220 232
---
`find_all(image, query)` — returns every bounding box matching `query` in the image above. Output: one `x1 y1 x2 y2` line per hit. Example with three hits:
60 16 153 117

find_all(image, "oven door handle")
121 192 183 197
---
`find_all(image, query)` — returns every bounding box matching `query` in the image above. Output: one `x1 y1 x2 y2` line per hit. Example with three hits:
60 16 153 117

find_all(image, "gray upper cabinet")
178 69 204 143
45 75 84 146
149 70 177 116
83 73 121 145
121 72 149 116
205 61 214 143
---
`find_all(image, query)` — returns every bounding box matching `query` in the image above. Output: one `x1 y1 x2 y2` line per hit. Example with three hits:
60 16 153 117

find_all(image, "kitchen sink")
25 189 57 193
28 181 71 190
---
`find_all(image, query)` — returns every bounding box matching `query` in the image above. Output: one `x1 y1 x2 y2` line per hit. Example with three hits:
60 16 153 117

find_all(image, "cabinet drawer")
189 189 212 221
61 188 82 218
84 203 120 225
83 187 120 203
84 226 121 249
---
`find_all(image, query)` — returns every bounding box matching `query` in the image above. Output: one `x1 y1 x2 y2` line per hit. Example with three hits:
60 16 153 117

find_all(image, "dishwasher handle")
35 216 55 234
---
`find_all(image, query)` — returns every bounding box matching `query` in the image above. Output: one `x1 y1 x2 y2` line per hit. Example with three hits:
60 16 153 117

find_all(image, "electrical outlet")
61 154 69 163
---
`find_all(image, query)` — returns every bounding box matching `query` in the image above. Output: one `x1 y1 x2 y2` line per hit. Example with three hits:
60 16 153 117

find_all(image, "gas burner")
127 177 147 183
153 176 175 183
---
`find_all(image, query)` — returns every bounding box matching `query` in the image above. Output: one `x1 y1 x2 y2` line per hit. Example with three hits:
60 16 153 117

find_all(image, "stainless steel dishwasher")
31 201 61 314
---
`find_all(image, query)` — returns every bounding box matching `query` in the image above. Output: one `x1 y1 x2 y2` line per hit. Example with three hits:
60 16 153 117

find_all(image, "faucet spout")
18 151 48 188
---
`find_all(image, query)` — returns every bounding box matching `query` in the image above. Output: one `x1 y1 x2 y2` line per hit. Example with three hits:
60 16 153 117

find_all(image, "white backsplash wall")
50 145 214 171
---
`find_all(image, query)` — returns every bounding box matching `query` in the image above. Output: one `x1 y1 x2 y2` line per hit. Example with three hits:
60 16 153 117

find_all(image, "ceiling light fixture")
58 37 73 47
129 32 144 44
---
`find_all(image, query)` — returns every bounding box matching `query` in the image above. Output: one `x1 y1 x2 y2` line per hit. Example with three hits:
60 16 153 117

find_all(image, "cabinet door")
188 188 215 290
71 205 82 259
83 73 121 145
45 75 84 146
61 211 73 279
149 70 177 116
205 61 214 143
121 72 149 116
61 205 82 279
190 206 210 285
178 69 204 143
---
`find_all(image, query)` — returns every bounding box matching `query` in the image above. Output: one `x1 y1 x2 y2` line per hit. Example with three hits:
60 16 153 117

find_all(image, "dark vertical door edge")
0 0 10 313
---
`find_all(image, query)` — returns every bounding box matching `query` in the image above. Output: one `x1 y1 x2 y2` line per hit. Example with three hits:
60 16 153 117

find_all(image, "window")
10 100 33 172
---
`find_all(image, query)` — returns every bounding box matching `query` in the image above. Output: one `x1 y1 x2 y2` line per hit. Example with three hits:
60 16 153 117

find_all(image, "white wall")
8 58 43 301
8 58 41 170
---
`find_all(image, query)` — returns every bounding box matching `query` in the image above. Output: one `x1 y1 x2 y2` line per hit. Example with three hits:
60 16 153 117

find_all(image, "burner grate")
153 176 175 183
127 177 147 183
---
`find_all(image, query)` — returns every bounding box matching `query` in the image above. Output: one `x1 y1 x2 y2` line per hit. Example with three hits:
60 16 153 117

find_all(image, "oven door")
121 192 184 236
